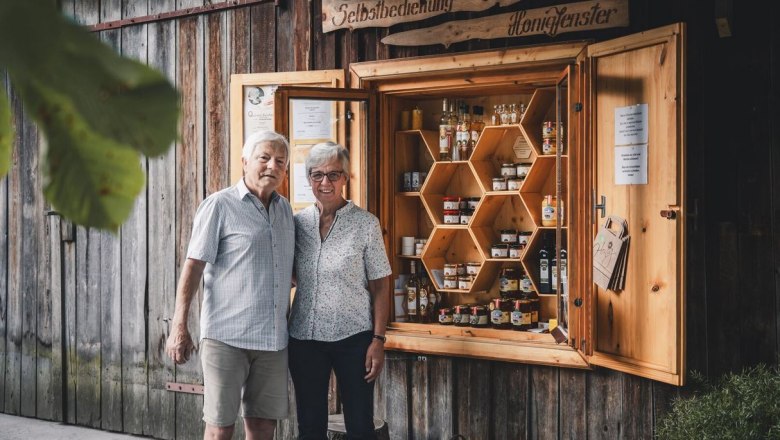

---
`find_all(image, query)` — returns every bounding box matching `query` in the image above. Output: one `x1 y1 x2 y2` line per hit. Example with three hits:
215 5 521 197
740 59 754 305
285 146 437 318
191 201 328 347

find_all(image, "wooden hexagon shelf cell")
519 87 556 156
521 228 566 296
420 162 481 227
394 130 437 195
519 156 568 227
469 125 536 193
420 227 495 294
470 193 535 261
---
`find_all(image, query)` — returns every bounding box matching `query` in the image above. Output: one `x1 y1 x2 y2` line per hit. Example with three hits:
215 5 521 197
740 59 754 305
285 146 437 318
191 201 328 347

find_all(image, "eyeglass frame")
308 170 345 182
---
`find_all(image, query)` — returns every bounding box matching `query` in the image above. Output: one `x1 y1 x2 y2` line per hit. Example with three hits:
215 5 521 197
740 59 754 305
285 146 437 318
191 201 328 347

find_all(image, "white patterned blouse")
289 201 391 342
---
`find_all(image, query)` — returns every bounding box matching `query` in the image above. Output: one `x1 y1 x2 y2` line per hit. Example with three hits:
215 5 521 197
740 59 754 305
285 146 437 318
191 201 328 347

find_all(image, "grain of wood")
175 10 207 439
250 2 275 73
146 2 177 435
559 368 587 440
120 1 150 433
206 11 229 194
19 87 40 419
529 366 558 440
4 86 23 416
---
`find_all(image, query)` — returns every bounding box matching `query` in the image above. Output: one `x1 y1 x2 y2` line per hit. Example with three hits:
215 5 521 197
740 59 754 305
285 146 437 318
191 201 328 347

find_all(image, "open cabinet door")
586 24 686 385
273 86 375 212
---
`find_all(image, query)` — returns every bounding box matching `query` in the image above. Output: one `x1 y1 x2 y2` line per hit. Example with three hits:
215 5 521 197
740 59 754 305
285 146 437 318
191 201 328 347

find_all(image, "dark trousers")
289 331 376 440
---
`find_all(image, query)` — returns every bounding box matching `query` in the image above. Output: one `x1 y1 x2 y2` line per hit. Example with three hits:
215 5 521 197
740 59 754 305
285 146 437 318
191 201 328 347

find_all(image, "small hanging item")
593 215 630 292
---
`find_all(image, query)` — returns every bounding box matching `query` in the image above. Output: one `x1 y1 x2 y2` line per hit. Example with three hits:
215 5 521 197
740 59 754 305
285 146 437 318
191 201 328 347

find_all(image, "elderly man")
165 130 294 440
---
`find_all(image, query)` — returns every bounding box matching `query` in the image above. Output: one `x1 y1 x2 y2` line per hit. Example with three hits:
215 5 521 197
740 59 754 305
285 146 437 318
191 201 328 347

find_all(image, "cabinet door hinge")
574 102 583 112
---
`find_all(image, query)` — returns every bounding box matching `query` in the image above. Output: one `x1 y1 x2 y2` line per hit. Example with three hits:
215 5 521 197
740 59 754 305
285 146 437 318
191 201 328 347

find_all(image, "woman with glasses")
288 141 391 439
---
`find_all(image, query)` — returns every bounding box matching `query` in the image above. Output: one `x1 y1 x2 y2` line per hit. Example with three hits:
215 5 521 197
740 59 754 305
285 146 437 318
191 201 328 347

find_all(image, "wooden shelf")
397 191 421 196
396 255 422 259
520 88 556 156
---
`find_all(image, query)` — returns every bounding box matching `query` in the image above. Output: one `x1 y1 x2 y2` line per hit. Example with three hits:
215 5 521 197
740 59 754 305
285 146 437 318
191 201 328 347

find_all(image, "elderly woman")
288 142 392 439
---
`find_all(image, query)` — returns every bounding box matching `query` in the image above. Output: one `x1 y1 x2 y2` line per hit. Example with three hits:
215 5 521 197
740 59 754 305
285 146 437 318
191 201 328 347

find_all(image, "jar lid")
509 244 522 248
519 231 533 235
442 196 460 201
466 262 482 266
501 163 515 167
500 229 517 233
518 162 532 165
492 243 509 248
492 177 506 182
468 197 481 201
461 209 474 214
444 263 457 267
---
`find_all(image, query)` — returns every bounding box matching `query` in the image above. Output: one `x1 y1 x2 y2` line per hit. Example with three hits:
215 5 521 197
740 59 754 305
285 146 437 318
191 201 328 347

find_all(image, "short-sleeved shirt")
289 202 392 342
186 178 295 351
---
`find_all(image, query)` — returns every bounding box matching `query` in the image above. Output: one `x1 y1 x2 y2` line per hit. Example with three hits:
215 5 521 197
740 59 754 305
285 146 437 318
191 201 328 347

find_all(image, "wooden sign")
322 0 524 33
381 0 629 47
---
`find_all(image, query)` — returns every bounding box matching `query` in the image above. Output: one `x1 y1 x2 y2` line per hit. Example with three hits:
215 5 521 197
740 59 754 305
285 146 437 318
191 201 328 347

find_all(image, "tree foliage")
0 1 179 231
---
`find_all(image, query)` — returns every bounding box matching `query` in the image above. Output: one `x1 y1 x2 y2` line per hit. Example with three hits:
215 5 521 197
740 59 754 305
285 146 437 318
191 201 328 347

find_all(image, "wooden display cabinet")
273 24 686 385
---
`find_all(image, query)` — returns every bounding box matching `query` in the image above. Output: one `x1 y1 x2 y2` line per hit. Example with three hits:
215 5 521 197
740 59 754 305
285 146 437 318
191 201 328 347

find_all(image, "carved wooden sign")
381 0 629 47
322 0 524 33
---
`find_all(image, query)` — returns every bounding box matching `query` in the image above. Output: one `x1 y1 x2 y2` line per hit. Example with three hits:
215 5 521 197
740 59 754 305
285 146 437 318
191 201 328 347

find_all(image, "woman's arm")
364 275 391 382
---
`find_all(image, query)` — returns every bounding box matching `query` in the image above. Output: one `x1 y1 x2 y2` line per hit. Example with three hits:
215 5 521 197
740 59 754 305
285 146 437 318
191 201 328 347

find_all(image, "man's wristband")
372 334 386 343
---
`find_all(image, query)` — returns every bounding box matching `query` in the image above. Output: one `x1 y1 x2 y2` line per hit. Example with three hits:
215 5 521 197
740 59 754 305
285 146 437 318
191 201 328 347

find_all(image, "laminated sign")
593 215 630 291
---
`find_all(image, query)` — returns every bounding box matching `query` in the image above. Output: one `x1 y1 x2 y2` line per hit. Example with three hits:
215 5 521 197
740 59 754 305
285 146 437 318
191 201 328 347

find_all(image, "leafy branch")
0 1 179 231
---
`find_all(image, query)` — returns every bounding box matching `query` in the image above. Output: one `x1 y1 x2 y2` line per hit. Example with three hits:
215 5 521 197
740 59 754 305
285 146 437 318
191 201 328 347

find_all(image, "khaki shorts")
200 338 289 427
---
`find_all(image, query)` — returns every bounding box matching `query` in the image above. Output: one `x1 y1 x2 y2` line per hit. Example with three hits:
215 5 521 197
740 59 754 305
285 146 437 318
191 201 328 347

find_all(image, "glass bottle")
406 261 421 322
500 104 510 125
469 106 484 157
418 265 431 323
456 103 471 161
439 99 452 161
518 103 527 120
491 104 501 126
538 234 551 294
509 103 519 124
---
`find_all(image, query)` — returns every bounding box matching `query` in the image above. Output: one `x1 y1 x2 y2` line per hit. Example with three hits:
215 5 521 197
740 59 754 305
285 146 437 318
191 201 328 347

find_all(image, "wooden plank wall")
0 0 777 439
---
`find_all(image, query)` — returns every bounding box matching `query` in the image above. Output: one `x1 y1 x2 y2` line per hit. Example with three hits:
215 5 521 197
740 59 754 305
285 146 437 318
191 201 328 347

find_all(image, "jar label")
542 206 555 220
444 214 460 224
460 215 471 225
531 310 538 324
540 260 549 283
491 248 508 258
490 310 509 324
439 314 453 324
500 234 517 243
521 312 531 325
521 277 533 292
499 278 519 291
469 314 478 325
477 315 489 325
509 248 521 258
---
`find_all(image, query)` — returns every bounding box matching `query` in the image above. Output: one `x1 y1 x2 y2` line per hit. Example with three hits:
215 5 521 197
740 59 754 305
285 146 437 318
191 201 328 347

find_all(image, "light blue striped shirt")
186 178 294 351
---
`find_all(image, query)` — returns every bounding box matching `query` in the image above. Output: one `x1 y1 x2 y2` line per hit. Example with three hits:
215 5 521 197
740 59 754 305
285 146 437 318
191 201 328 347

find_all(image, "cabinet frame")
270 25 686 385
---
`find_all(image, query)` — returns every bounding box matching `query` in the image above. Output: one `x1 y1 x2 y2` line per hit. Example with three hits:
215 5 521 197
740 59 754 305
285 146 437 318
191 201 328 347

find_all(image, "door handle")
592 192 606 223
660 207 680 220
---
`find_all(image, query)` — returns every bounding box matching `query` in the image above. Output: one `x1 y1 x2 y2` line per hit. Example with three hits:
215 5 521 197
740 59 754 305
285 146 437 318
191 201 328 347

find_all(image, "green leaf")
0 2 179 158
0 83 12 178
24 80 146 232
0 2 179 229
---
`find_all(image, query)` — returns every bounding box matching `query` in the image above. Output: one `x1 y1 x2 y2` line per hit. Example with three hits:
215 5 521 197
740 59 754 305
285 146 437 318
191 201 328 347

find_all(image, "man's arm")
364 275 391 382
165 258 206 364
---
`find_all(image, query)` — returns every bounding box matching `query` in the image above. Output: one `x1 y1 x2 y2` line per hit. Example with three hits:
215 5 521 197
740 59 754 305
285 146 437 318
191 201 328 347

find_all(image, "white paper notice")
293 163 315 203
243 85 277 141
615 145 647 185
292 100 334 140
615 104 648 146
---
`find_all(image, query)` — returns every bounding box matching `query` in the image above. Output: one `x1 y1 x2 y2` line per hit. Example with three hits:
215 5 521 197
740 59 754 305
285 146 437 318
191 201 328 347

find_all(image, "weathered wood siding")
0 0 778 439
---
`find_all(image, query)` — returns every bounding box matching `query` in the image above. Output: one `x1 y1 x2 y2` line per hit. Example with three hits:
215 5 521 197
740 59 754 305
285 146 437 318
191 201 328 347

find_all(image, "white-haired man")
166 130 294 440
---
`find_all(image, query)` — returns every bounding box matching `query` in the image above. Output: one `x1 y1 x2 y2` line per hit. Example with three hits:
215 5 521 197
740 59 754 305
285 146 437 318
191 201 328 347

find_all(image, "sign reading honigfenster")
381 0 629 47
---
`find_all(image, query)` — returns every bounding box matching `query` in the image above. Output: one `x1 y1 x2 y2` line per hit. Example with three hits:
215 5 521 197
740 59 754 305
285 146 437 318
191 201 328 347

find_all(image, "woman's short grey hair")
305 142 350 181
242 130 290 164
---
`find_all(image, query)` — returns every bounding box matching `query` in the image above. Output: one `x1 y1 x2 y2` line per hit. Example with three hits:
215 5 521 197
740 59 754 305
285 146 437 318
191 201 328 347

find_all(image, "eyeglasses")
309 171 344 182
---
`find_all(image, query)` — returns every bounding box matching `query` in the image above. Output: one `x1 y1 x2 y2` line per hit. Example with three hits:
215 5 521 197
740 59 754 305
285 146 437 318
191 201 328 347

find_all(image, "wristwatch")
372 334 386 343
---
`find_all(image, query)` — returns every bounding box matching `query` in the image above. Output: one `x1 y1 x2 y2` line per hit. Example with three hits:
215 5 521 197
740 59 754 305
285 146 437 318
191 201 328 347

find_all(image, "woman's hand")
364 339 385 382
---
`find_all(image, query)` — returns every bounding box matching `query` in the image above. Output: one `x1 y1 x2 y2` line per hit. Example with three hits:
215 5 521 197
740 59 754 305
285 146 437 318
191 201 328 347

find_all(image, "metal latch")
166 382 204 395
592 192 606 223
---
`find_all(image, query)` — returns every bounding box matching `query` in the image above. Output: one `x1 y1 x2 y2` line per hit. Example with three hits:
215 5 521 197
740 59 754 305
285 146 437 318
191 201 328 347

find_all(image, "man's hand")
165 324 195 364
364 339 385 382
